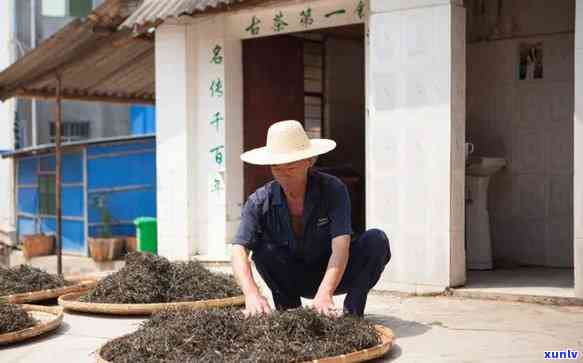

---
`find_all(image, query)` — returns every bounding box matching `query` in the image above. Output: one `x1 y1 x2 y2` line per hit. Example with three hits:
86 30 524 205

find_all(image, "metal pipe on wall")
30 0 37 147
54 74 62 275
7 0 17 240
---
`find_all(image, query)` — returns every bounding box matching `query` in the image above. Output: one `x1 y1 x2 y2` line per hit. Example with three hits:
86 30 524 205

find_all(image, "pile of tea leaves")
0 265 71 296
101 308 381 362
0 304 37 334
80 252 241 304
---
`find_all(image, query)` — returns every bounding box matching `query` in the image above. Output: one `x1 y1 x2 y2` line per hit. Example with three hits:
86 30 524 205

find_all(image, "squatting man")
232 120 391 317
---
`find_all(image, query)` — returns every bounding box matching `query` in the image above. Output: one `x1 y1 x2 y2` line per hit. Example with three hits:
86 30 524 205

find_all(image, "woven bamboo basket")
58 292 246 315
95 325 394 363
1 280 98 304
0 305 64 345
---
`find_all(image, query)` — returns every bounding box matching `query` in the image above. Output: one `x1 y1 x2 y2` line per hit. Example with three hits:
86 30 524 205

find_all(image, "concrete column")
0 0 16 242
154 24 197 260
191 15 244 259
155 18 243 260
366 0 465 293
574 0 583 298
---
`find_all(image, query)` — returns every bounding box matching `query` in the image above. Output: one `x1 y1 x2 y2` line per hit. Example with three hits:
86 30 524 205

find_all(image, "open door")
243 35 304 197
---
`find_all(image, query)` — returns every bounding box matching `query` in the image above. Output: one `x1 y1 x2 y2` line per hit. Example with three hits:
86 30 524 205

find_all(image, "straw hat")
240 120 336 165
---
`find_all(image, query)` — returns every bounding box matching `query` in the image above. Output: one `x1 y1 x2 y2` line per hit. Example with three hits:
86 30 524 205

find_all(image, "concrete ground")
8 251 125 277
4 254 583 362
2 294 582 363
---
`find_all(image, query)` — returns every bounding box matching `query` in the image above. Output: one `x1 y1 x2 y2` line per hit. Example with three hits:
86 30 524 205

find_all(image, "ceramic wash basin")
466 157 506 177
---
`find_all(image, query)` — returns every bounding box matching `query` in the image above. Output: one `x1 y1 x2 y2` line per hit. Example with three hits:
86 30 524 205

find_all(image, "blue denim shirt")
232 171 352 263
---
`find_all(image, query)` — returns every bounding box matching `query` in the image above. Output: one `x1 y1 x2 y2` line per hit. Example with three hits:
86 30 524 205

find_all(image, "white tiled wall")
574 0 583 297
467 8 575 268
367 1 466 290
467 0 575 43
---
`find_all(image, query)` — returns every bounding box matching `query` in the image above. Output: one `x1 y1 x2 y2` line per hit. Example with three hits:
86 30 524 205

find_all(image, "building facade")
13 0 132 149
2 0 581 298
0 0 156 248
137 0 583 297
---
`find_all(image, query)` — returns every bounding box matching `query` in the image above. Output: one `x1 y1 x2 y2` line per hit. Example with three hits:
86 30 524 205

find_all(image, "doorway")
462 0 575 298
242 24 366 233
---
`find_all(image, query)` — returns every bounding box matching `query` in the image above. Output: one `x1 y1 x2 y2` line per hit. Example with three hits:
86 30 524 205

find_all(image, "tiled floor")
455 267 575 298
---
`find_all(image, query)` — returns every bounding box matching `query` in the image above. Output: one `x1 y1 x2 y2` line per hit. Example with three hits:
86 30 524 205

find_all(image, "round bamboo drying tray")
0 305 64 345
302 325 394 363
95 324 394 363
1 280 98 304
58 292 246 315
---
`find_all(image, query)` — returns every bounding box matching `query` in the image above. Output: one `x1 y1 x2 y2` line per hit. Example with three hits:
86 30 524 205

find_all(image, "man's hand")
313 292 338 317
243 293 272 317
232 245 272 317
312 235 350 317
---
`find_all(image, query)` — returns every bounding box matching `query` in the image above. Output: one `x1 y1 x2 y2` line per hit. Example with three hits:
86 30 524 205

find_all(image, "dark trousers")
252 228 391 316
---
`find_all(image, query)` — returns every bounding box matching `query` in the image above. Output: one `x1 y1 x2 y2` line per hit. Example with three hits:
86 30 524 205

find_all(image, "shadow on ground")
369 343 403 362
367 314 431 339
1 321 71 349
363 314 431 362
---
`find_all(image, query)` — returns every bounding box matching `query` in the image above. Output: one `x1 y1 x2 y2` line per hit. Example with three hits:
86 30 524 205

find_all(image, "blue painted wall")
17 153 86 253
130 105 156 135
15 138 157 255
87 139 156 240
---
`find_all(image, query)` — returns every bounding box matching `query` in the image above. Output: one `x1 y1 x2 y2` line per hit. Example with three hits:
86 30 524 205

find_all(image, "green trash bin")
134 217 157 254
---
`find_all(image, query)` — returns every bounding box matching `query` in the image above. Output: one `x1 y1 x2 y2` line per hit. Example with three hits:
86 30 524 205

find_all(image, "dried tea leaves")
80 252 172 304
81 252 241 304
166 259 242 302
101 308 381 363
0 304 37 334
0 265 70 296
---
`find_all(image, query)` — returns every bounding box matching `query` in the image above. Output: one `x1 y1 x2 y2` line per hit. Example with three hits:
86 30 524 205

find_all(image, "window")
305 96 323 139
38 175 56 216
304 40 325 139
42 0 92 18
42 0 67 17
70 0 93 17
50 121 90 143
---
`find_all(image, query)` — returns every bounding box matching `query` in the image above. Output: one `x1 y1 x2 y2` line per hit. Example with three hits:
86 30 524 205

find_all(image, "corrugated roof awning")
121 0 239 29
0 0 155 105
120 0 273 31
1 134 155 159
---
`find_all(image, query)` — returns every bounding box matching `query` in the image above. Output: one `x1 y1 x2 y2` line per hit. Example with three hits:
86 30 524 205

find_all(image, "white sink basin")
466 157 506 177
465 156 507 270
